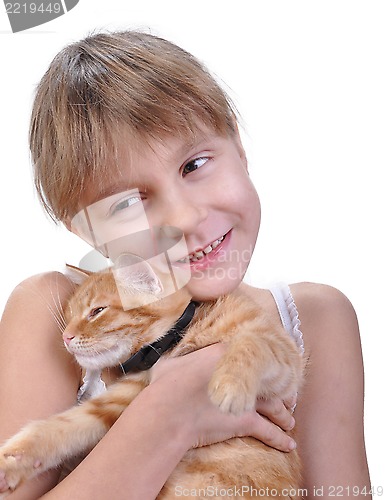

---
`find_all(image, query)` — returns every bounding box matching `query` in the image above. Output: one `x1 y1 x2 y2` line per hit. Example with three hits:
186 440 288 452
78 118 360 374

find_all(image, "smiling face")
72 127 261 300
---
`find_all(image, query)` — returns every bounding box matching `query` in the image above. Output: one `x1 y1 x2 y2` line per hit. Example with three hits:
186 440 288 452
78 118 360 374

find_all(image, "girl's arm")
0 273 80 499
1 273 295 500
291 283 371 499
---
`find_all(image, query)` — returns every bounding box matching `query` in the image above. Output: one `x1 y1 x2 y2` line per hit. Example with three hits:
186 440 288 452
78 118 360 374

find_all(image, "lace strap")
269 283 304 355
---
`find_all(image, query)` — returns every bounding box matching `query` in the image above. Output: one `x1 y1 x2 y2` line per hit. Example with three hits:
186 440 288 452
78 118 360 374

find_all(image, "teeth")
184 234 225 262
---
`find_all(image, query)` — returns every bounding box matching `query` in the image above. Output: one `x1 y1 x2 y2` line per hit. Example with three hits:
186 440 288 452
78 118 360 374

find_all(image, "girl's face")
73 128 261 301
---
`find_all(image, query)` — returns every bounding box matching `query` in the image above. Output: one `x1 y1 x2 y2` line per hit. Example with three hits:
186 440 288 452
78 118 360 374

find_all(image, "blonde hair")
30 30 238 222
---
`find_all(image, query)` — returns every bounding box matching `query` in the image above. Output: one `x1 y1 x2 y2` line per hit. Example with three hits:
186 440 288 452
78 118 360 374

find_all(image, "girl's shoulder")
288 282 360 360
11 271 76 300
242 281 357 326
3 271 77 347
2 271 79 358
289 282 358 330
242 280 355 312
241 281 359 356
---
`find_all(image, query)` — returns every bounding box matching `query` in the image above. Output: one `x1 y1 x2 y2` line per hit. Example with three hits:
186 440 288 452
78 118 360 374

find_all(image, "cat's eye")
88 307 106 319
182 157 209 177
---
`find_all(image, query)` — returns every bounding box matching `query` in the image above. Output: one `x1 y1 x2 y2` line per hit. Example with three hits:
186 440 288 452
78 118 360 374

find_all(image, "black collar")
121 301 197 374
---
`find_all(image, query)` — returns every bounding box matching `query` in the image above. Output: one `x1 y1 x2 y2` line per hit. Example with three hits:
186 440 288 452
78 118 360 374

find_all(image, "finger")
255 397 295 432
245 412 297 453
283 393 298 414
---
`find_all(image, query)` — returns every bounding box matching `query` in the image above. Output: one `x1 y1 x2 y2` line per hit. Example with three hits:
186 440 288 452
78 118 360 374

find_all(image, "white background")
0 0 383 488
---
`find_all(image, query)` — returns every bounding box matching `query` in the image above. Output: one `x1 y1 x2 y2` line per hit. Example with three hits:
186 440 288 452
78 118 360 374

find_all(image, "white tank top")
269 283 305 355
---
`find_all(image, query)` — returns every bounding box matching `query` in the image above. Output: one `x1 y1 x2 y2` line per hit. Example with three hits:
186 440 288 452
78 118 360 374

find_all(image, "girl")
0 30 370 499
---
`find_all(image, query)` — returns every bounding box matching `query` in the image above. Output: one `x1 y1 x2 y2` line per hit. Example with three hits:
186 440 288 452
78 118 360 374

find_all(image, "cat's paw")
208 368 255 415
0 447 43 496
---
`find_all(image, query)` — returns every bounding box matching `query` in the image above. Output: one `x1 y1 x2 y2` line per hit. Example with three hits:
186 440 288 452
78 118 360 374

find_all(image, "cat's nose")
63 333 75 345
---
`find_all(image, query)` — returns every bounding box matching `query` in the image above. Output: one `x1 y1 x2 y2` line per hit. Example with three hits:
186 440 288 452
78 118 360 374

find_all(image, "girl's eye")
110 195 142 215
88 306 106 319
182 157 209 177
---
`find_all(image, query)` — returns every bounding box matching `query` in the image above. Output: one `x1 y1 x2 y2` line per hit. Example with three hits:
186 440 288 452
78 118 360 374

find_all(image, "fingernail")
288 439 297 451
289 417 296 429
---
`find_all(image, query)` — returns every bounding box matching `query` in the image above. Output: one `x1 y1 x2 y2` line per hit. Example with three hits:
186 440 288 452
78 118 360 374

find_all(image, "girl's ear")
65 264 92 285
113 253 163 295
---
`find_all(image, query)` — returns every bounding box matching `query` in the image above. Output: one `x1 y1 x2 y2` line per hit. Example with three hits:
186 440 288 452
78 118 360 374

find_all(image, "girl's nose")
159 189 208 234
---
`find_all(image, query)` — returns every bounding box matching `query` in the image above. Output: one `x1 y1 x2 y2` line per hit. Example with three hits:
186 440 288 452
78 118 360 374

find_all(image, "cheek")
242 180 260 211
217 154 258 203
230 176 261 246
225 172 261 218
250 186 261 225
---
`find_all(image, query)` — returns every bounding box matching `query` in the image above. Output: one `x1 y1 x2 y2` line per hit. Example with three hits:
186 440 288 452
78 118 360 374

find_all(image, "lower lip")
182 231 232 272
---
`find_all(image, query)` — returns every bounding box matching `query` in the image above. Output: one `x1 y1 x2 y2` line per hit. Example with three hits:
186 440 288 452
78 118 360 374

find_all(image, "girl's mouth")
177 231 230 266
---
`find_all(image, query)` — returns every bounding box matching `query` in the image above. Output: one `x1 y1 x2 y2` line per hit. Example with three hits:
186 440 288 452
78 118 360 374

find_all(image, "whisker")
18 274 74 334
51 274 70 330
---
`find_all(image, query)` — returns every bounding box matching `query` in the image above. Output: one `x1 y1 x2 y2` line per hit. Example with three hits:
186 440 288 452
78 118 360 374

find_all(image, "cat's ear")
113 254 163 295
65 264 92 286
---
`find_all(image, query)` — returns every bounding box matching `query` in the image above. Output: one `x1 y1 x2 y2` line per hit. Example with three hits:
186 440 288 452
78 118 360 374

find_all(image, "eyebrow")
171 134 217 162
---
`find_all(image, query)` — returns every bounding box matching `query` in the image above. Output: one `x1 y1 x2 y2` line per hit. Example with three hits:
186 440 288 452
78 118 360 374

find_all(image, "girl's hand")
149 343 297 453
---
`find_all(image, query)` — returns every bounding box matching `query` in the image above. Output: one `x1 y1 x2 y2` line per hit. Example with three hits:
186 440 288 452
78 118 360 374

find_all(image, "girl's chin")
186 274 244 301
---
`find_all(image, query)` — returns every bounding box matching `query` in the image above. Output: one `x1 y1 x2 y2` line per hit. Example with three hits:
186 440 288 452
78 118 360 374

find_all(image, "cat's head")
63 256 191 370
